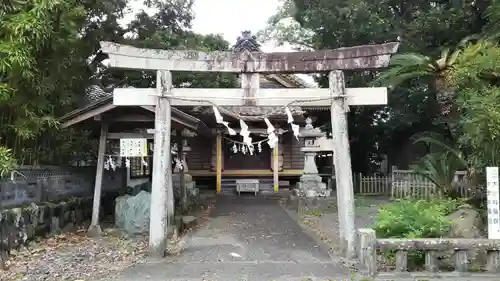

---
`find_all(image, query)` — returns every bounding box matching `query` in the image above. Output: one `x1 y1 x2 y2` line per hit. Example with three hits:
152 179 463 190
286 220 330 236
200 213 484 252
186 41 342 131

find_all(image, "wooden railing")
356 173 391 195
358 228 500 279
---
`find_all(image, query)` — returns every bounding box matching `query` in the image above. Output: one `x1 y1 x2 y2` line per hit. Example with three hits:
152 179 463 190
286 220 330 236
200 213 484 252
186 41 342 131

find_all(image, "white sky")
124 0 315 85
191 0 281 48
126 0 289 50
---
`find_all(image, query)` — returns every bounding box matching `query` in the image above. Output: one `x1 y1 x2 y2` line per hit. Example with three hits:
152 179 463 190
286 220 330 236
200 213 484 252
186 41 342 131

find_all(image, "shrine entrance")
99 38 399 258
223 136 271 170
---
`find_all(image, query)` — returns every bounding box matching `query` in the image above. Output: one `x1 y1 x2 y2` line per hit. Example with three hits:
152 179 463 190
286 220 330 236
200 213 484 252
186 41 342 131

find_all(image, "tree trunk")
435 77 456 118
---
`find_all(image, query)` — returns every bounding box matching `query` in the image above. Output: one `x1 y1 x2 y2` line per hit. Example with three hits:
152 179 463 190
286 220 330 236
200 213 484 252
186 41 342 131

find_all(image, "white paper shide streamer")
213 106 236 135
285 107 300 140
171 145 184 171
104 155 116 171
267 132 278 148
174 158 183 171
210 105 302 154
228 138 266 154
264 117 278 148
239 119 253 148
264 117 275 134
285 107 294 123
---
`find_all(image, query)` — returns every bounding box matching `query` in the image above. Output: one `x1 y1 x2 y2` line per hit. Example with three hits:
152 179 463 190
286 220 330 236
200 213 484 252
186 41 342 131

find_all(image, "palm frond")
412 152 464 195
440 48 450 63
371 53 433 87
447 49 461 66
389 53 431 67
412 134 468 168
458 34 482 46
484 1 500 38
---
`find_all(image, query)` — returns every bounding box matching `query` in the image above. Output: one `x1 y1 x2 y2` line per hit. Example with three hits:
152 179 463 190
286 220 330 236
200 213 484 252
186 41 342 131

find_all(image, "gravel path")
110 196 352 281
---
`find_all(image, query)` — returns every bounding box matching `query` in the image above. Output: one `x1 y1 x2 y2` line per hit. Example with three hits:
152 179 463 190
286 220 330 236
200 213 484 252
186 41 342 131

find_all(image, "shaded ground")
299 196 391 256
0 225 149 281
0 193 214 281
0 194 381 281
110 196 352 281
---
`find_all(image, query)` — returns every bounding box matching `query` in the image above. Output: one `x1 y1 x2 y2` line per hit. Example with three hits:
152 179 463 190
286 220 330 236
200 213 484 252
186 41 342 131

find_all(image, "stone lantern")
172 129 198 199
295 118 329 197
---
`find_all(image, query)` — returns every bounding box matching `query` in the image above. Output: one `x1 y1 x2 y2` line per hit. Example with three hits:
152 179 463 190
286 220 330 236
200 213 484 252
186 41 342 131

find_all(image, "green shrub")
0 146 17 179
374 199 460 268
374 199 459 238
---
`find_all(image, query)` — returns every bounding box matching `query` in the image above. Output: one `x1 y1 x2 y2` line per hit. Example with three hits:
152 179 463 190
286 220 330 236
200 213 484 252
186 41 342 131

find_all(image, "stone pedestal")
295 118 329 197
172 136 199 204
172 173 198 198
297 174 328 197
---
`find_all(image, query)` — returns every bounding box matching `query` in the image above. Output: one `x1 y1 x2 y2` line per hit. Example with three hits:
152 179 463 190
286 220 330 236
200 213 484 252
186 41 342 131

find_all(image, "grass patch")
305 210 322 216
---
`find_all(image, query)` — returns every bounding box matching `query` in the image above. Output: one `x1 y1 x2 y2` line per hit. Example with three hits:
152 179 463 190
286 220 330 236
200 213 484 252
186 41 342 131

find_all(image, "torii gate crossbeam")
100 41 398 73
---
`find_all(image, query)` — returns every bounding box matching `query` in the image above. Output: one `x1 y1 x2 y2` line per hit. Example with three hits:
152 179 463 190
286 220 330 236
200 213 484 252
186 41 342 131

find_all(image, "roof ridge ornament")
233 30 261 53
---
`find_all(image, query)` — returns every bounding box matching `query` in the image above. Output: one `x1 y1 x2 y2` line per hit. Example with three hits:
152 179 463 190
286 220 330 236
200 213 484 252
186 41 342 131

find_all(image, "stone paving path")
110 196 351 281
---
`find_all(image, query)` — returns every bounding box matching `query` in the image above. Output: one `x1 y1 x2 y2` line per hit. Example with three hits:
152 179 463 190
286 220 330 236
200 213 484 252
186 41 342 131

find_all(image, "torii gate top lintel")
100 41 399 74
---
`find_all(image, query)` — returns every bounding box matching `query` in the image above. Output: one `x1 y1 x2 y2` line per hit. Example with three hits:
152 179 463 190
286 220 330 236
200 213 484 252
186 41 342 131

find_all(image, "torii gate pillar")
329 70 356 258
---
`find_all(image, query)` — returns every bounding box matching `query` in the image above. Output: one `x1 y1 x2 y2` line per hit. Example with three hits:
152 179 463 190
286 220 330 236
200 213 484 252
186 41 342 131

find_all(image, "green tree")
0 0 235 170
449 40 500 168
261 0 491 171
95 0 236 92
373 48 462 118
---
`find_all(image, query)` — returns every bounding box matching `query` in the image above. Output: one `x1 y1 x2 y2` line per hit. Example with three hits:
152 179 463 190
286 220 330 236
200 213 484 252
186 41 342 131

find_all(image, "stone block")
115 194 132 229
0 196 93 268
114 191 152 235
50 216 60 234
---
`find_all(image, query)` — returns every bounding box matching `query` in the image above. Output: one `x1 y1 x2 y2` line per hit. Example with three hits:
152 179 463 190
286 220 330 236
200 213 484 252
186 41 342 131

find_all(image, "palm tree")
410 134 469 196
373 35 490 117
373 47 461 117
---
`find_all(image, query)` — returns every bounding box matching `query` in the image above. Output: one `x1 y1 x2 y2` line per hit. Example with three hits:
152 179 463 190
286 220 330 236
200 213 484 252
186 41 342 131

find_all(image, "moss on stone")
0 196 93 254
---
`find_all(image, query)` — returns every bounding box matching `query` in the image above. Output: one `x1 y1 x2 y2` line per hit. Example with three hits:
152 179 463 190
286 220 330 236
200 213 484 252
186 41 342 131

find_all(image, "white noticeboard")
486 166 500 239
120 138 148 157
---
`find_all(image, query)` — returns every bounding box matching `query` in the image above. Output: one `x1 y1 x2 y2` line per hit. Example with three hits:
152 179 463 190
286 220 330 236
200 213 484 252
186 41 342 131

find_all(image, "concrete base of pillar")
87 224 102 237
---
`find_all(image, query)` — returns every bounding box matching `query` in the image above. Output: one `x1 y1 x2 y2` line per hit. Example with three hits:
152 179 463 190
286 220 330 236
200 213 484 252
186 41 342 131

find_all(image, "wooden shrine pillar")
88 121 108 237
271 129 284 193
216 132 222 194
273 140 279 193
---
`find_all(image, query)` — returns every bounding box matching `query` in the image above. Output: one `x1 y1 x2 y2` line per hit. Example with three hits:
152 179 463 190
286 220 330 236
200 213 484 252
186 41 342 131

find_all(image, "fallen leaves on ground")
0 227 149 281
300 214 342 255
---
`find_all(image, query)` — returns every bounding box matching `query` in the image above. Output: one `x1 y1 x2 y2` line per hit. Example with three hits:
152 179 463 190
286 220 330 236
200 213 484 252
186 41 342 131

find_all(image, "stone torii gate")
100 41 399 258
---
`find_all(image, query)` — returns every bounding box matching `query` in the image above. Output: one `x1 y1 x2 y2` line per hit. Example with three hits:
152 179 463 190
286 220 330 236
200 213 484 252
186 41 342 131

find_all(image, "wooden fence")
356 170 475 199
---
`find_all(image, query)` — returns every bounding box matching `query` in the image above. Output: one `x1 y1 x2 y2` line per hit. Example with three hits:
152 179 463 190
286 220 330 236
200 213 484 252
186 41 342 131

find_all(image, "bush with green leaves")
374 199 460 268
375 199 459 238
0 146 17 179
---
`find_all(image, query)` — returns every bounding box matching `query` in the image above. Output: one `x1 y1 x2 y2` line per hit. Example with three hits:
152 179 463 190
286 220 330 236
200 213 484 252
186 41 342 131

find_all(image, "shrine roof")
59 89 211 136
232 31 314 89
